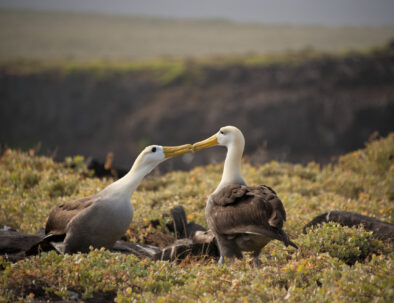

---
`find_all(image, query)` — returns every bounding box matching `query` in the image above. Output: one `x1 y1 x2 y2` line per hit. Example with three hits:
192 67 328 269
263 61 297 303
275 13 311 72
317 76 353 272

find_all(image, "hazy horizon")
1 0 394 27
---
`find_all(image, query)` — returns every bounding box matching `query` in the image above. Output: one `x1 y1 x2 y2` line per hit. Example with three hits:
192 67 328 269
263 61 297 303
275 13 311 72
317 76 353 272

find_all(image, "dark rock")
0 229 42 262
169 206 188 238
303 210 394 241
35 228 46 236
111 240 162 259
25 234 66 256
0 229 42 255
186 222 207 239
143 231 175 248
84 290 117 303
1 206 220 263
145 206 220 260
157 238 219 261
168 206 209 239
0 225 17 232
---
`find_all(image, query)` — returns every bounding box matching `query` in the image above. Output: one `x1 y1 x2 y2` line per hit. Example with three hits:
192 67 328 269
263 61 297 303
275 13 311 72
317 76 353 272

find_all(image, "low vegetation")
0 134 393 302
1 42 392 84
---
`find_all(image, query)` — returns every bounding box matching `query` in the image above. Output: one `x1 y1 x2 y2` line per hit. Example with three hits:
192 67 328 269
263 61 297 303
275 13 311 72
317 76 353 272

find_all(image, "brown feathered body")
42 191 134 253
45 197 95 236
206 184 294 260
29 144 193 255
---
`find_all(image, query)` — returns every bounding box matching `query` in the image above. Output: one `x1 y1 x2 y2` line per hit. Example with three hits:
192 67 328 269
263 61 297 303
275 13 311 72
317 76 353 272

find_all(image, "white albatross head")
133 144 193 171
104 143 193 197
192 126 245 151
192 126 246 191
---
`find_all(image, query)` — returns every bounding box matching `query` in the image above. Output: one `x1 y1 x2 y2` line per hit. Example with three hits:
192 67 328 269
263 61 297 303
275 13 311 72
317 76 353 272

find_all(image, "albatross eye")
151 147 157 153
220 131 224 135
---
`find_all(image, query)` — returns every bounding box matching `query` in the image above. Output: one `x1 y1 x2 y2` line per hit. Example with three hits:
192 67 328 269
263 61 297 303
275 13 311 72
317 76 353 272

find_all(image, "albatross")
193 126 297 265
38 144 192 254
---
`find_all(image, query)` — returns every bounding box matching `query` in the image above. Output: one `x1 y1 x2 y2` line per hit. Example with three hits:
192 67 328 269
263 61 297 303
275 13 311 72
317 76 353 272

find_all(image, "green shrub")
302 223 384 265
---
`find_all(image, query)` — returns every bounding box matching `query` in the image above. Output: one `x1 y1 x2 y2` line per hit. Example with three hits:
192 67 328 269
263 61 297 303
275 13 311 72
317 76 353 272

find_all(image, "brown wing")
248 185 287 228
209 184 286 236
211 184 250 206
45 196 96 235
208 184 271 235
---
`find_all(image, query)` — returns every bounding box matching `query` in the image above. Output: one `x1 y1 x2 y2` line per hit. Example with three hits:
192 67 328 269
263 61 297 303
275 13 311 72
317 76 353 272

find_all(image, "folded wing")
45 196 96 235
208 184 287 236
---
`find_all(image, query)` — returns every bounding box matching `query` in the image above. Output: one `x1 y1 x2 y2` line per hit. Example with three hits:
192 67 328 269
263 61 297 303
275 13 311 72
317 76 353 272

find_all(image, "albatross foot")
251 250 262 267
253 257 262 267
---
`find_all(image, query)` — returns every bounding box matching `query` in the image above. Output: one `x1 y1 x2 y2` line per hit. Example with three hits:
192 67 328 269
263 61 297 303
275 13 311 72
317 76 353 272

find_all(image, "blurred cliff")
1 45 393 172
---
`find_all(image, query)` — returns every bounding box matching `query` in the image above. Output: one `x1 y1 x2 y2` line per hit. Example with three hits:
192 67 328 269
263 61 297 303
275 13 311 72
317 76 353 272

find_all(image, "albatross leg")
216 235 243 264
251 249 262 266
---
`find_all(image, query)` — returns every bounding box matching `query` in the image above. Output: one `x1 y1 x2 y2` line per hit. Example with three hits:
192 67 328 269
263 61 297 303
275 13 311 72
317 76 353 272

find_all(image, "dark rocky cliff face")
1 50 394 172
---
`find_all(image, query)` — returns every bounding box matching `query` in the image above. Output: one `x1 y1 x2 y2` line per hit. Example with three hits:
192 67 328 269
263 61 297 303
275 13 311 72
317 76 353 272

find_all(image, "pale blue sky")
0 0 394 26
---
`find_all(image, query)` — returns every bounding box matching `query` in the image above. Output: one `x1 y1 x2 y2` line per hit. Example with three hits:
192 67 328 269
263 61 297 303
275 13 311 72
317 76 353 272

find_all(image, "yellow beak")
192 134 218 152
163 144 193 158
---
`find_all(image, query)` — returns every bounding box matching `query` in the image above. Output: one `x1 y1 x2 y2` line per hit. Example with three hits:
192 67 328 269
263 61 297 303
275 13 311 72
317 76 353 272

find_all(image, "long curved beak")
163 144 193 158
192 134 218 152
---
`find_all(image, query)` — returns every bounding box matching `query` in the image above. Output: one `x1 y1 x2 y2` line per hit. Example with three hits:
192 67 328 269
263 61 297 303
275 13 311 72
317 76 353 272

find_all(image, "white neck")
101 156 157 199
214 142 246 194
